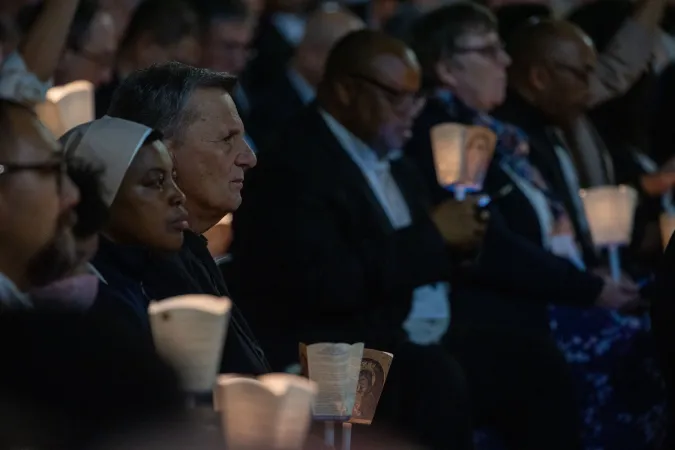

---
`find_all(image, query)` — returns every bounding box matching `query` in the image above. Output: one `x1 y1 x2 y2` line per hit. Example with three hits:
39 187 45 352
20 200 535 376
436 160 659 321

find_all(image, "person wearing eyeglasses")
404 4 651 449
30 159 108 311
229 29 492 450
0 99 80 308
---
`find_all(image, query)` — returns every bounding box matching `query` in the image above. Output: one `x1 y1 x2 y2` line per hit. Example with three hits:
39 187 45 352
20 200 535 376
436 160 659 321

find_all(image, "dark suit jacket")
229 104 453 370
405 97 604 330
247 70 304 153
244 14 295 92
493 90 600 267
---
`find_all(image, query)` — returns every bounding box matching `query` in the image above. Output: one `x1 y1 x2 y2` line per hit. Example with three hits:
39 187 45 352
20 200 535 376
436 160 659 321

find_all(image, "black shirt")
143 231 271 375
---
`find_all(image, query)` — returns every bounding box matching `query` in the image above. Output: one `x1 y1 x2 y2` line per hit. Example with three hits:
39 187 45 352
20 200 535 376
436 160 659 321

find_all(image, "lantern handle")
608 244 621 282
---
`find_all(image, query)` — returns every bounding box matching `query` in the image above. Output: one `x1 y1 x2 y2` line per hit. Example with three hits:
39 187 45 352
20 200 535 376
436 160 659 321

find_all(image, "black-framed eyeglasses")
348 73 426 113
453 42 506 60
0 159 67 191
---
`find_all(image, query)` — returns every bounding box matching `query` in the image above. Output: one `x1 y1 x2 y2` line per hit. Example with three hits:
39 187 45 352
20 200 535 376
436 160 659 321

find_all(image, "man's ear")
529 65 549 92
435 60 458 89
334 80 353 106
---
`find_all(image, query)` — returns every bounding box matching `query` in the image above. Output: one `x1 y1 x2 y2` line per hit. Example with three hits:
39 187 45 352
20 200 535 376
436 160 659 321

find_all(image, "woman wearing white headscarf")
61 115 188 344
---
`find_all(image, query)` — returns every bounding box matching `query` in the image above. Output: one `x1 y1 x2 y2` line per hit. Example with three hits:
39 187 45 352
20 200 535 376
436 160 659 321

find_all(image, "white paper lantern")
148 295 232 394
44 80 95 135
660 213 675 250
579 185 638 247
430 123 497 190
214 373 317 450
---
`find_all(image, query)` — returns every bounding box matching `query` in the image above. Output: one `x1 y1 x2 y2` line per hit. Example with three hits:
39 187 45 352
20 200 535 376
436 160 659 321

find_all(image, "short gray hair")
106 62 237 142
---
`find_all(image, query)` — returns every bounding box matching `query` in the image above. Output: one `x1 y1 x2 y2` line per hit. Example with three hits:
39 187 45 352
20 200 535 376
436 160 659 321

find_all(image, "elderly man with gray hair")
106 61 269 376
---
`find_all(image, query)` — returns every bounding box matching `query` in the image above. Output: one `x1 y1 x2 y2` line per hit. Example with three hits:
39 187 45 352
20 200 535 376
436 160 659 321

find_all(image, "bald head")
323 29 418 85
318 29 423 155
508 19 594 82
292 6 365 86
300 6 364 51
507 19 596 122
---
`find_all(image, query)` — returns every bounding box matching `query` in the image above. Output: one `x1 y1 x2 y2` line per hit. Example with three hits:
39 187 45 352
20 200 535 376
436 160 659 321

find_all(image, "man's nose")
236 140 257 170
60 173 80 212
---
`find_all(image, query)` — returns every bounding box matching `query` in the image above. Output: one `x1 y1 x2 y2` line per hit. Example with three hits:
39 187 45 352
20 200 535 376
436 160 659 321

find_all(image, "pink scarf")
30 274 99 311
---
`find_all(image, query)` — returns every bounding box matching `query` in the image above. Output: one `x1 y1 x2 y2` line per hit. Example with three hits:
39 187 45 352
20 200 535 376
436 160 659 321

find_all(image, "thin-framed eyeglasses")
0 159 68 192
348 73 427 114
453 41 506 60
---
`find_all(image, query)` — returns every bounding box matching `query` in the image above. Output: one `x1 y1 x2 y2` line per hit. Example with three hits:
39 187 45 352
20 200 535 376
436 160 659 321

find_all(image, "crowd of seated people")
3 0 675 448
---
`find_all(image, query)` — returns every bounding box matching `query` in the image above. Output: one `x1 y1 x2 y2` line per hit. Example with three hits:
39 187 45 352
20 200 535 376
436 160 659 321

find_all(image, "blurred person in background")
2 0 79 104
231 28 482 449
18 0 118 88
247 5 364 152
571 0 675 266
245 0 316 91
408 4 660 448
95 0 201 117
198 0 256 118
0 99 79 307
98 0 142 41
107 62 269 375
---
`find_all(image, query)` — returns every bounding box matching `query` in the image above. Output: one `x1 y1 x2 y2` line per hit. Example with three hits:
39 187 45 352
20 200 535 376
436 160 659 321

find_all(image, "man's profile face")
0 107 80 288
538 31 596 121
443 29 511 112
344 50 425 153
58 11 117 87
170 88 256 232
202 19 255 76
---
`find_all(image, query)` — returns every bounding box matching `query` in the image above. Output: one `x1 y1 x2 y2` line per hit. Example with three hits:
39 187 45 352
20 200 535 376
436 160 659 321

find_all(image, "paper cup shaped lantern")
430 123 497 198
148 294 232 394
579 185 638 247
214 373 318 450
45 80 95 135
660 213 675 250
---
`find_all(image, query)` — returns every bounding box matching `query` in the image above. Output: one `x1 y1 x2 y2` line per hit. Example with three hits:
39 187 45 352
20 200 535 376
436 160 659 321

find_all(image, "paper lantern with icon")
148 295 232 395
430 123 497 200
660 214 675 250
214 373 318 450
36 80 94 138
579 185 638 280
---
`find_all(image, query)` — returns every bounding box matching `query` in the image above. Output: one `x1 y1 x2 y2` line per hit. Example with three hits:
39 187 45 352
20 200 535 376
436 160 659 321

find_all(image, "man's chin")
26 232 78 288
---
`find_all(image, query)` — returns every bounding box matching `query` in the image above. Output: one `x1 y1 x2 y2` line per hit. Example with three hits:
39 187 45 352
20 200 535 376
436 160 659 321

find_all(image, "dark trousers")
381 328 582 450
